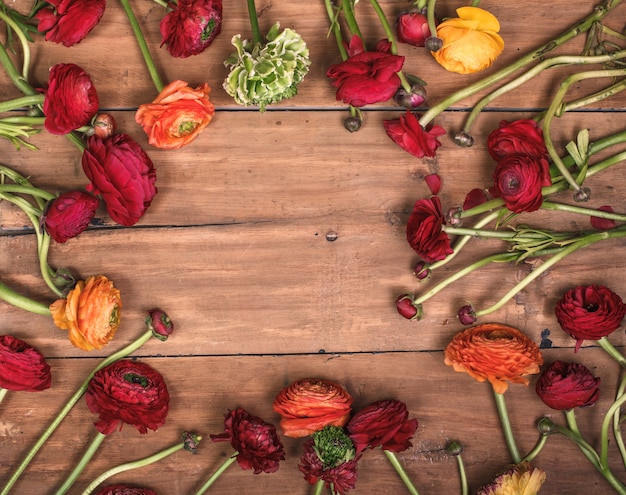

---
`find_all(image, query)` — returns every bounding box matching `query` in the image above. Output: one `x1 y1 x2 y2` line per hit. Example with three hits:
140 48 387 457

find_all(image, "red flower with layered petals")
487 119 548 162
490 154 551 213
0 335 51 392
406 196 453 263
160 0 222 58
36 0 105 47
536 360 600 410
43 191 99 243
384 111 446 158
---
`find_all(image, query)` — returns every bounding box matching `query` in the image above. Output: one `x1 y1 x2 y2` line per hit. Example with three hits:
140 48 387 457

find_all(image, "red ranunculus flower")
555 285 626 352
43 191 99 243
210 407 285 474
43 63 99 135
85 360 169 435
298 438 358 495
94 486 157 495
82 134 157 226
35 0 106 47
487 119 548 162
326 35 405 107
406 196 453 263
536 360 600 410
0 335 51 392
384 111 446 159
489 154 551 213
396 10 432 47
160 0 222 58
347 399 418 455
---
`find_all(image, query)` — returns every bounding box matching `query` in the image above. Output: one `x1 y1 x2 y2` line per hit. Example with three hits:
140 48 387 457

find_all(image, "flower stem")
313 479 326 495
598 336 626 368
601 382 626 467
0 10 31 82
0 329 157 495
324 0 348 60
384 450 420 495
453 451 468 495
340 0 362 40
0 40 36 96
521 433 548 463
118 0 164 93
0 94 45 113
246 0 262 45
54 431 107 495
0 387 8 405
425 0 438 46
492 389 521 464
194 452 238 495
541 201 626 223
612 373 626 469
0 278 50 315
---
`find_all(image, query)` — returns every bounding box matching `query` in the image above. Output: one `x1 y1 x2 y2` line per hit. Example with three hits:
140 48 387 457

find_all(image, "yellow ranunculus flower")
431 6 504 74
478 462 546 495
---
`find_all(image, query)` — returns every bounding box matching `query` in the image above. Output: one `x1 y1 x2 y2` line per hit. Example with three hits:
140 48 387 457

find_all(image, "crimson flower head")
0 335 51 392
160 0 222 58
384 111 446 159
406 196 453 263
94 486 157 495
555 284 626 351
210 407 285 474
43 191 99 243
326 35 405 107
82 134 158 227
396 10 432 47
536 360 600 410
85 360 170 435
487 119 548 162
396 294 422 320
35 0 106 47
43 63 99 135
145 309 174 341
347 399 418 455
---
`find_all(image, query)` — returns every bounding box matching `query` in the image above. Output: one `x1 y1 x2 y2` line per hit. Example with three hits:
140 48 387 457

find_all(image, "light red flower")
490 154 551 213
43 191 99 243
0 335 51 392
536 360 600 410
406 196 453 263
444 323 543 394
35 0 105 47
160 0 222 58
384 111 446 159
396 10 432 47
487 119 548 161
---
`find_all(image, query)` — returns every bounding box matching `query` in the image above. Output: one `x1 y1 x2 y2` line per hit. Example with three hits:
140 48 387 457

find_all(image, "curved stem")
194 452 238 495
563 409 602 469
55 431 107 495
492 390 521 464
426 0 438 46
0 41 36 96
521 433 548 463
384 450 420 495
612 374 626 469
598 337 626 368
38 233 63 298
541 201 626 223
246 0 261 45
455 452 468 495
0 10 31 82
0 279 50 315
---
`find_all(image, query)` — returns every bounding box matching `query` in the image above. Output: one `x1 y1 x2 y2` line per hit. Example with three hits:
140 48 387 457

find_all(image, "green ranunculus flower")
223 22 311 111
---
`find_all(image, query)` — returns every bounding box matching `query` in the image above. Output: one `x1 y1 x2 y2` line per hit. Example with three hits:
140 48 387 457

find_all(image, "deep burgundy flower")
85 360 170 435
43 63 99 135
590 205 617 230
413 261 430 280
94 486 157 495
463 188 489 210
396 10 432 47
555 285 626 351
0 335 51 392
536 360 600 410
81 134 158 226
210 407 285 474
487 119 548 161
406 196 453 263
145 309 174 341
384 111 446 159
160 0 222 58
326 35 405 107
489 154 551 213
43 191 99 243
35 0 106 47
298 438 358 495
347 400 418 455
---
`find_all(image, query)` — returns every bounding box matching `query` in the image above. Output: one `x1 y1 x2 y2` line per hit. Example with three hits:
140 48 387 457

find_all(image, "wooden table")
2 0 626 493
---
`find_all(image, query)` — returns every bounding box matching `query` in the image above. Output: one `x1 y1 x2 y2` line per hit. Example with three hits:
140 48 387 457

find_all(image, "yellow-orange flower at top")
444 323 543 394
135 80 215 150
431 7 504 75
478 462 546 495
272 378 353 438
49 275 122 351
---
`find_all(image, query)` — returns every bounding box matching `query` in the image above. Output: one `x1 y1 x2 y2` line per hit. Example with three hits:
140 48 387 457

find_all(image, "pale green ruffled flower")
223 22 310 111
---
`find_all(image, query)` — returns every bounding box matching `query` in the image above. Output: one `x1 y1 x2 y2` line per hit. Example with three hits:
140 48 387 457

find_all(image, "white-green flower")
223 22 311 111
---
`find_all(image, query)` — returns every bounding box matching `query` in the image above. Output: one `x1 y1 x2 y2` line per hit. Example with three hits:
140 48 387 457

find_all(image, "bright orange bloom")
135 80 215 150
272 378 353 438
49 275 122 351
444 323 543 394
431 7 504 74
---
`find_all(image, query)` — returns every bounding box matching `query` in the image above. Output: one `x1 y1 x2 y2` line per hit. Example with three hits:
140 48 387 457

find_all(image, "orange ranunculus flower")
431 6 504 75
135 80 215 150
272 378 353 438
444 323 543 394
49 275 122 351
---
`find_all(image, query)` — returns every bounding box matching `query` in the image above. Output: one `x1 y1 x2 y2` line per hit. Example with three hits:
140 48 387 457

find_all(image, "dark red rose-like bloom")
94 486 157 495
326 35 405 107
210 407 285 474
555 285 626 352
487 119 548 162
406 196 453 263
384 111 446 159
347 400 418 455
82 134 157 227
298 438 358 495
43 191 99 243
35 0 105 47
490 154 551 213
536 360 600 410
43 63 99 135
396 10 432 47
85 360 169 435
0 335 51 392
160 0 222 58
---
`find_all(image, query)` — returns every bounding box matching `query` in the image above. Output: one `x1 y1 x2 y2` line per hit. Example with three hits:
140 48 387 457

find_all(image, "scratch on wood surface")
0 421 21 437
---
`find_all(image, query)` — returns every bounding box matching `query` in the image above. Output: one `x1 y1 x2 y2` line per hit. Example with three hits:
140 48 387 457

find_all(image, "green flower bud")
312 425 355 468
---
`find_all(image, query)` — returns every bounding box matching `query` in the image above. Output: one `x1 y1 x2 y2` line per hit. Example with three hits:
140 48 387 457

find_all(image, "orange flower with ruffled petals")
444 323 543 394
49 275 122 351
273 378 353 438
135 80 215 150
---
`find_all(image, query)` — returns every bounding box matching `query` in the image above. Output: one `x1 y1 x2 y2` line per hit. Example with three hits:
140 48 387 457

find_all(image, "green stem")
0 387 8 405
563 410 603 469
492 389 521 464
554 78 626 114
340 0 362 40
0 10 30 82
118 0 164 93
598 336 626 368
313 479 325 495
0 39 36 96
455 453 468 495
0 184 55 201
521 434 548 463
194 452 238 495
425 0 438 47
246 0 261 45
0 94 45 113
541 201 626 223
0 329 156 495
384 450 420 495
37 233 63 298
324 0 348 60
0 279 50 315
54 431 107 495
613 374 626 469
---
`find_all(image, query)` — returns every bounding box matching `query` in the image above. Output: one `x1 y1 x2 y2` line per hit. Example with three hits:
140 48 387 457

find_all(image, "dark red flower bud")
396 294 423 320
457 305 477 325
413 261 431 280
393 84 426 109
93 113 117 139
396 10 432 47
43 191 99 243
145 309 174 341
536 360 600 410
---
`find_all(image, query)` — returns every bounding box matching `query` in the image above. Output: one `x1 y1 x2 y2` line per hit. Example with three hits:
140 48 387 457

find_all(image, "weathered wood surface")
1 0 626 493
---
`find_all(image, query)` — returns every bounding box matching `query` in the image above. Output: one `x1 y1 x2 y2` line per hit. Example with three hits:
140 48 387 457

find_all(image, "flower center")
124 373 149 387
584 303 599 312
